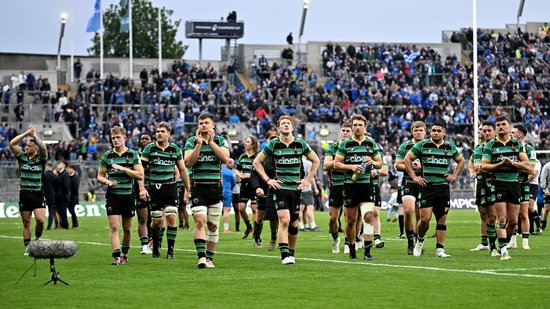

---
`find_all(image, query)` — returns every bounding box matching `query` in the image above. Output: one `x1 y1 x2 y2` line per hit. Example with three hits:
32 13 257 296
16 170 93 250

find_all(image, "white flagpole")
158 7 162 75
100 1 104 79
473 0 479 146
129 0 133 80
70 14 74 83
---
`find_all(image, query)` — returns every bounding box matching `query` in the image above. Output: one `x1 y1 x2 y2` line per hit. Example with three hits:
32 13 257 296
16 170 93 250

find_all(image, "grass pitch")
0 210 548 308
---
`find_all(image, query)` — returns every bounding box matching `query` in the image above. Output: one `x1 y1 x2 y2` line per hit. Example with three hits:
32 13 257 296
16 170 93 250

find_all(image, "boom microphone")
27 240 78 259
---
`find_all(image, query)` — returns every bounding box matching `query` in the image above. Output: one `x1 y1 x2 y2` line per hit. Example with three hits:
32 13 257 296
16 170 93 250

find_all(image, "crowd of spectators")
316 25 550 155
2 25 550 169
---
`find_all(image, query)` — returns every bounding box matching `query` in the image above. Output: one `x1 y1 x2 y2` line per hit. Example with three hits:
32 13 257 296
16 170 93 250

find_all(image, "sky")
2 0 550 61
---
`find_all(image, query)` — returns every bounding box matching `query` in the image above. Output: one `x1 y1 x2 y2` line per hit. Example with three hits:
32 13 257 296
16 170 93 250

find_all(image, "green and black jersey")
138 148 151 188
396 139 420 185
141 142 183 185
260 137 312 191
408 139 460 185
518 143 536 183
482 137 525 183
16 153 46 192
100 148 141 195
336 136 381 184
237 152 258 184
325 141 346 187
471 143 485 182
372 153 387 186
184 136 229 185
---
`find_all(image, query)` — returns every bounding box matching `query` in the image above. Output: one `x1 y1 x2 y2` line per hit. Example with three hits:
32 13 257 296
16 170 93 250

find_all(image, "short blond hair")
277 115 294 127
411 121 426 130
350 114 367 125
110 126 126 136
156 122 171 132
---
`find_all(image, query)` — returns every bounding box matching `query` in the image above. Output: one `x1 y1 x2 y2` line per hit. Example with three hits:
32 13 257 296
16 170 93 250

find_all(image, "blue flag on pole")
86 0 101 33
119 0 129 33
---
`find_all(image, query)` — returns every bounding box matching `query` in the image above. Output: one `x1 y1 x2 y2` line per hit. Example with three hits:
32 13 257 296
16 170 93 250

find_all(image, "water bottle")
351 162 367 182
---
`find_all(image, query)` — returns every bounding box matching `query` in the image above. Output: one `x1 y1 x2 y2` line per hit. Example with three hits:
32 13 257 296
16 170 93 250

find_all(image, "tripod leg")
57 278 70 285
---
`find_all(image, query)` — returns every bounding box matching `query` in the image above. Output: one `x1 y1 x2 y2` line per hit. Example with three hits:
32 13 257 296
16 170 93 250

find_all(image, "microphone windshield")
27 240 78 259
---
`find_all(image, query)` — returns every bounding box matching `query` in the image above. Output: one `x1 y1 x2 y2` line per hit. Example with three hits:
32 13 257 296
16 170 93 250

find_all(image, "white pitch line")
2 235 550 279
479 267 550 272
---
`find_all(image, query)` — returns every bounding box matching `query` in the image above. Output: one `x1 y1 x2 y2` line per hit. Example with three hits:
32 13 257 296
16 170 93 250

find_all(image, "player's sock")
151 227 160 253
158 227 166 246
481 235 488 246
253 221 263 240
121 244 130 255
139 236 149 246
166 226 177 253
406 230 414 246
498 237 508 249
112 248 121 259
206 250 215 261
364 240 373 256
279 243 289 259
398 215 404 235
486 224 497 250
194 239 207 259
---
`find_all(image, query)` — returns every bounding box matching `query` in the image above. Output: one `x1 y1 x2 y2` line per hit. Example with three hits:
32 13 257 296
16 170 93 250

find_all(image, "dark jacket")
56 170 71 202
69 173 80 204
42 170 57 204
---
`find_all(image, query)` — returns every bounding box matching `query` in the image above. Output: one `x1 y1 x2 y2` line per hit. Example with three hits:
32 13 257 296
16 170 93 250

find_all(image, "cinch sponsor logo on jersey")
497 155 518 162
21 163 41 171
197 154 217 162
426 156 449 165
108 168 121 175
153 158 174 166
348 154 366 163
276 157 300 165
242 163 252 170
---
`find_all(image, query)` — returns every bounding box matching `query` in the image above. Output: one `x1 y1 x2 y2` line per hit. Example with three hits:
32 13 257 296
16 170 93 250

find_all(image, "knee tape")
207 203 222 225
436 224 447 231
207 203 222 243
165 206 178 217
207 230 219 243
433 206 448 221
151 210 163 220
363 223 374 235
192 205 208 216
360 202 375 218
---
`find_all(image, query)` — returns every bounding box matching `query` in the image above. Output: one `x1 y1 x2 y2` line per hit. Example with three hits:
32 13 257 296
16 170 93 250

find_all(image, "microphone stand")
43 257 69 285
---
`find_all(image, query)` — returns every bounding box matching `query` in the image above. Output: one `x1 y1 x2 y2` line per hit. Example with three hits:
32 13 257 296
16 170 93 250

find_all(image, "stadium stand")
1 21 549 201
